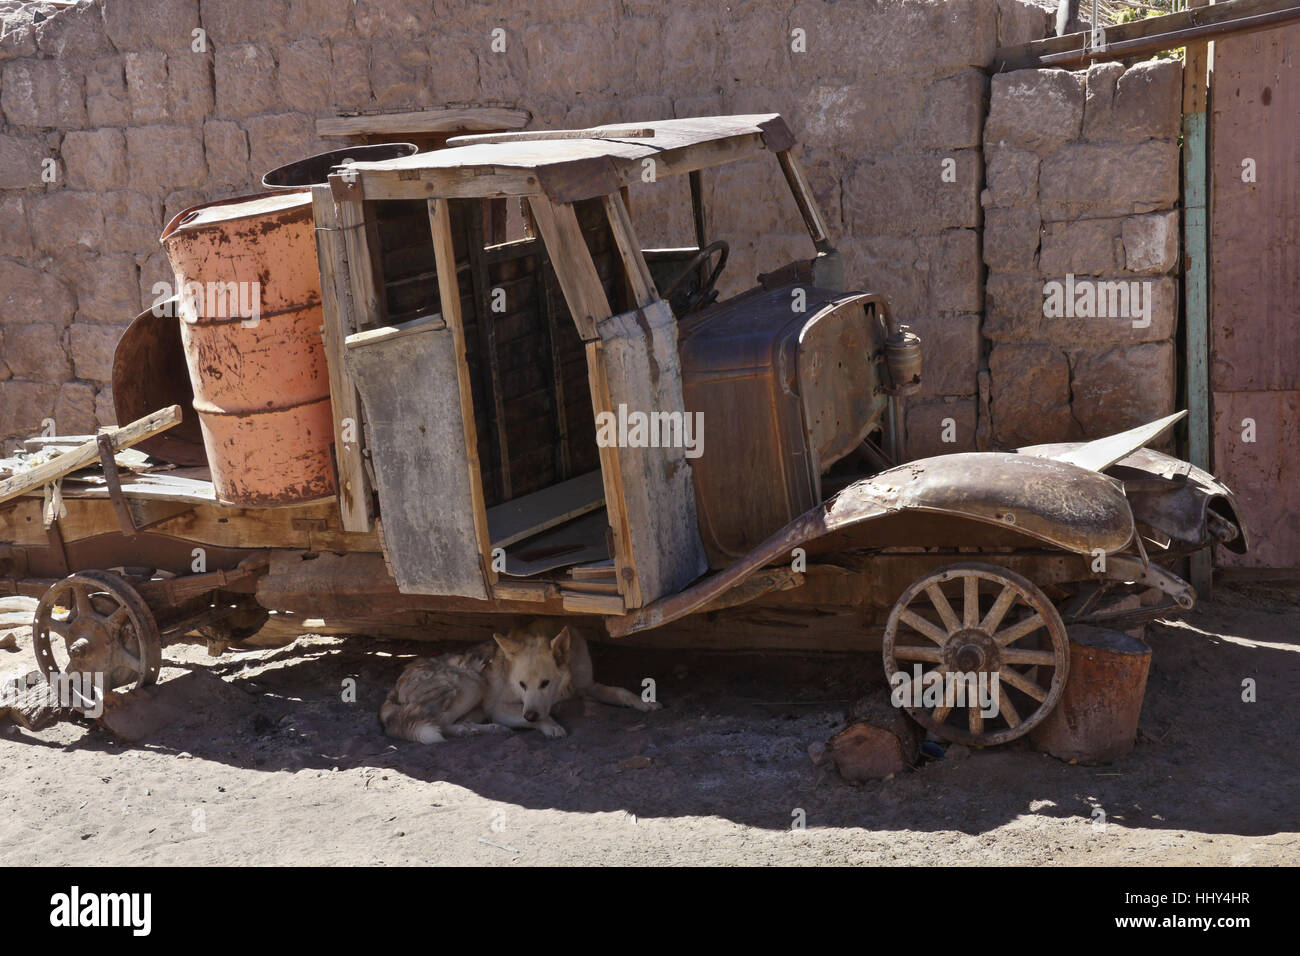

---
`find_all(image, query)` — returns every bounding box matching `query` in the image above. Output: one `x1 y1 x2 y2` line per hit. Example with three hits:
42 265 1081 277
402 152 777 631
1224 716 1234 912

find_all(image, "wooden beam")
486 469 605 548
995 0 1300 71
526 197 607 341
311 185 375 532
0 407 181 507
466 202 512 502
602 192 658 309
428 197 497 589
317 107 531 138
1183 0 1214 596
777 150 831 252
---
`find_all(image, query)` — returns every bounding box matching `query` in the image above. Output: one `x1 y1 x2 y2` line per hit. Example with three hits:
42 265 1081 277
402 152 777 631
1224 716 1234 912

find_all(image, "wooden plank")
602 192 658 309
428 197 496 588
486 469 605 548
560 590 627 615
996 0 1300 70
589 301 709 607
333 193 387 332
0 407 181 507
452 127 655 146
586 338 639 606
569 559 615 579
525 197 606 340
311 185 375 533
466 201 512 501
317 107 531 138
344 313 447 350
777 150 831 252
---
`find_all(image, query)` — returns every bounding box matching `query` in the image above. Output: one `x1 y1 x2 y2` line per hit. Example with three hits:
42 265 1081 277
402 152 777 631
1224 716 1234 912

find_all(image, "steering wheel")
662 239 729 313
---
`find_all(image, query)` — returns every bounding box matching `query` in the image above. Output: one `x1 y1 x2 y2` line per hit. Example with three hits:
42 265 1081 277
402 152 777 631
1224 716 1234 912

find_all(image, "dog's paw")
636 699 664 712
539 722 568 738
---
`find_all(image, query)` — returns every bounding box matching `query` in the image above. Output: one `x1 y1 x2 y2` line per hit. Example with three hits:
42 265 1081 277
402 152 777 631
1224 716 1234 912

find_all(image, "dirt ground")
0 583 1297 867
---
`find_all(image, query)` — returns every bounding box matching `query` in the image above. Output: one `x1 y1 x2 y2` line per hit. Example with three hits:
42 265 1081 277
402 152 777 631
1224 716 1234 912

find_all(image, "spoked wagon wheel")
33 571 162 704
882 562 1069 747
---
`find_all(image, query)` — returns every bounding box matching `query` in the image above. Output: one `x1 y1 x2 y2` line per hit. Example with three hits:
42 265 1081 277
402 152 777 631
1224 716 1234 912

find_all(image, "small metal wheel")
33 570 162 700
882 562 1069 747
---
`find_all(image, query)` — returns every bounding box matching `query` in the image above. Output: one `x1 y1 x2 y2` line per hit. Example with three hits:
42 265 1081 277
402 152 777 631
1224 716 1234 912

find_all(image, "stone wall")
0 0 1059 455
980 58 1183 449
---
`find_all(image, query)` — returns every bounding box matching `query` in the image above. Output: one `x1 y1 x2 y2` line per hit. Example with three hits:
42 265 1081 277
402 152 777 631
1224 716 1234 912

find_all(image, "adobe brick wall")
0 0 1063 457
979 59 1184 450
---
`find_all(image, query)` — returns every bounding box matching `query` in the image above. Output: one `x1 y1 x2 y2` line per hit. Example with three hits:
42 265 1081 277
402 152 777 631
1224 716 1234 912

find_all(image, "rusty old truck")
0 114 1248 745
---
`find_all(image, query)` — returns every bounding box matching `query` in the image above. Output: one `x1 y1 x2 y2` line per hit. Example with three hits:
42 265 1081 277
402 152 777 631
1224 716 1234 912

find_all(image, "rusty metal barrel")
160 191 335 505
1030 625 1153 763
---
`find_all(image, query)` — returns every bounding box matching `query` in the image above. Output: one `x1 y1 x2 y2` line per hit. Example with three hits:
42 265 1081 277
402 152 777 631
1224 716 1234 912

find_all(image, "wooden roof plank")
316 107 531 138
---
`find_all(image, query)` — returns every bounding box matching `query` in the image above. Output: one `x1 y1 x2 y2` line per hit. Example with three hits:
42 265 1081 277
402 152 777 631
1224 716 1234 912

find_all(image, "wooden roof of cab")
334 113 796 204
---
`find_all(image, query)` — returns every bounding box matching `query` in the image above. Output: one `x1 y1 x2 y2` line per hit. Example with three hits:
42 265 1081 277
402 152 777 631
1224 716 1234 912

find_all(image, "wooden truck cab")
315 114 908 617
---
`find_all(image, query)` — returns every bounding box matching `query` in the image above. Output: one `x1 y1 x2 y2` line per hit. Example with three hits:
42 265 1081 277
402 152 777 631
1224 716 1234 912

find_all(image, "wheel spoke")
998 686 1021 728
997 665 1047 702
107 606 129 631
993 612 1045 646
925 584 961 634
968 702 984 734
73 585 92 620
962 576 979 628
1001 648 1057 666
894 644 943 662
899 609 948 645
980 585 1018 634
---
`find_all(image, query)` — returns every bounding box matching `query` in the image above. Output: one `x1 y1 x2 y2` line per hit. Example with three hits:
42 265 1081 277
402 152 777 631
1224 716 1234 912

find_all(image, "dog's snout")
523 710 539 722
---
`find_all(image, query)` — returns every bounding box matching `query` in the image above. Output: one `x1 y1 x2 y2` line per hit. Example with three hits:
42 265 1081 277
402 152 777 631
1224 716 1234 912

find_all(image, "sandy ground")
0 583 1297 867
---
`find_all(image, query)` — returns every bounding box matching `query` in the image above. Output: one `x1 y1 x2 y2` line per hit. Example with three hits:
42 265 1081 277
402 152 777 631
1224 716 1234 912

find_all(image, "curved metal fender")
1018 442 1249 555
605 452 1135 637
824 452 1136 555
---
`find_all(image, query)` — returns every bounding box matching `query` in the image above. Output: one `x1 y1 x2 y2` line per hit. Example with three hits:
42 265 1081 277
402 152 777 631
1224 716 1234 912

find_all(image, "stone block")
1 58 85 128
983 205 1041 271
0 259 75 324
61 128 127 190
214 43 277 119
906 397 978 459
203 119 250 189
70 322 128 382
1069 342 1176 437
126 125 206 189
1122 211 1179 274
1039 216 1123 276
983 271 1044 343
31 191 104 253
985 68 1084 151
0 380 61 441
989 343 1077 446
910 312 981 397
1039 141 1179 219
1085 58 1182 142
54 381 97 434
3 323 68 378
845 151 981 237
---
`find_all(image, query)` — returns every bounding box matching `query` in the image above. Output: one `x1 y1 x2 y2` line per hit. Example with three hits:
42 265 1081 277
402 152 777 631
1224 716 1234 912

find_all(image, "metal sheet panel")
1209 24 1300 567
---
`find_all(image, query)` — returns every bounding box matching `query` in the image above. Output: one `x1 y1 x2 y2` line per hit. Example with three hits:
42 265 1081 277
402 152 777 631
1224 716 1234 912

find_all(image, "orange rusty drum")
160 191 335 506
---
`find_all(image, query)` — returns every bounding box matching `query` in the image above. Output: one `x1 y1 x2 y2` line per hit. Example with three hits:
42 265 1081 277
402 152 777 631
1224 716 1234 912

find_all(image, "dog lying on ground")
380 621 660 743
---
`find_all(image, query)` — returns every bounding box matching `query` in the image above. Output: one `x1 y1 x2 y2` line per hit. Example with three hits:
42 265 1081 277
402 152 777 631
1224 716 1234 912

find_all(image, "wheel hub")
944 628 1000 674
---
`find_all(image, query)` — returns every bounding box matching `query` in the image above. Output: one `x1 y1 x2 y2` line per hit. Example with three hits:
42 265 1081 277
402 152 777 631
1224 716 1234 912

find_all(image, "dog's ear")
493 632 522 658
550 626 572 666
